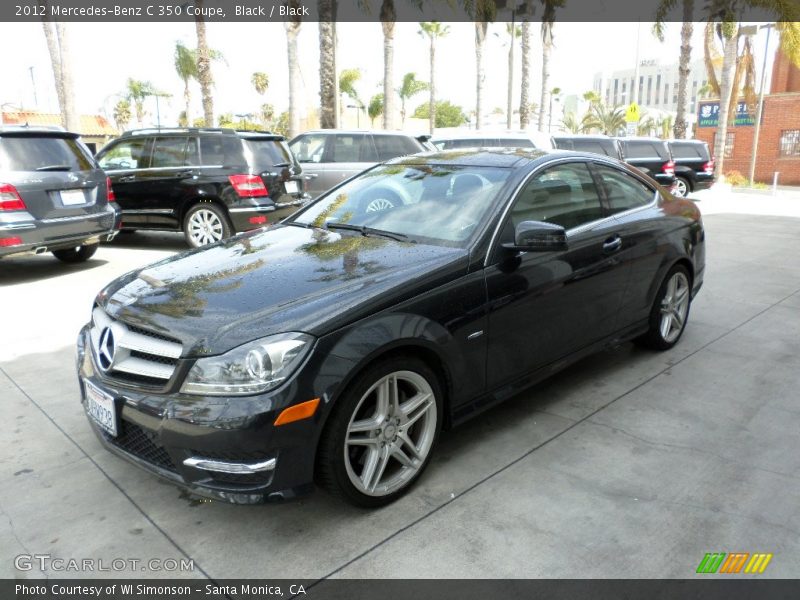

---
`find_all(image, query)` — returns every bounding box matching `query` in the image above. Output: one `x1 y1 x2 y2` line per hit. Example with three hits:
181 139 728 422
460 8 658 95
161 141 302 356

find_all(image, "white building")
593 59 709 116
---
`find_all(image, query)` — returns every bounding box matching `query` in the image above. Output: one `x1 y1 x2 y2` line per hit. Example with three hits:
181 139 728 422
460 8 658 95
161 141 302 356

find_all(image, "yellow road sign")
625 102 640 123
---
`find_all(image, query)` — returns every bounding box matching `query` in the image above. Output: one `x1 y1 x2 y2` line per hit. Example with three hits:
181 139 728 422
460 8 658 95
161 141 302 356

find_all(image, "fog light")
249 216 268 225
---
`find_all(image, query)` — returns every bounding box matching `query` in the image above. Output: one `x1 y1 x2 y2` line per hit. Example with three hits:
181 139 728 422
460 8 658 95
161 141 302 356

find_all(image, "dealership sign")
698 101 756 127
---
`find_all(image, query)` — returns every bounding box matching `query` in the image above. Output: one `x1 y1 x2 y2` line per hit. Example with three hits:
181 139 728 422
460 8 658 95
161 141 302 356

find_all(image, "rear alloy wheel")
52 243 98 263
183 203 231 248
673 176 690 198
318 358 442 507
636 265 692 350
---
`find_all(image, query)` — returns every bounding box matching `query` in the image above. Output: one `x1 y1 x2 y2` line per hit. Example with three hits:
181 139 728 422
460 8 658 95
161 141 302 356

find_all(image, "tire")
635 264 692 351
360 189 400 214
317 356 443 508
52 243 98 263
673 176 691 198
183 203 232 248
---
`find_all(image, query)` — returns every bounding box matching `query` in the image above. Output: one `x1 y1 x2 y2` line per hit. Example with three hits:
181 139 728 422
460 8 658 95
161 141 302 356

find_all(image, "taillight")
0 183 27 211
106 177 116 202
0 236 23 247
703 160 714 174
228 174 268 198
662 161 675 177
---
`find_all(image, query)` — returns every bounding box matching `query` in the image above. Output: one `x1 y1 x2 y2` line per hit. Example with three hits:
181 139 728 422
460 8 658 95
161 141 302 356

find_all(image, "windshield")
291 163 512 246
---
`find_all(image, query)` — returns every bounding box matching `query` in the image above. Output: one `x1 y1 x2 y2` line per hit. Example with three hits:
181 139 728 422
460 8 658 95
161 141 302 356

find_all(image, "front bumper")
76 326 318 503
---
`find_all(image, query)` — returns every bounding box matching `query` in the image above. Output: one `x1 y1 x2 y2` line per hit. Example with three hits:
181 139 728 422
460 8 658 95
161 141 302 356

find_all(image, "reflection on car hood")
99 225 468 355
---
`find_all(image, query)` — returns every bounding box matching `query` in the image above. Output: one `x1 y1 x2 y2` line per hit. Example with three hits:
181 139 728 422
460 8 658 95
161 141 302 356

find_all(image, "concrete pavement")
2 206 799 580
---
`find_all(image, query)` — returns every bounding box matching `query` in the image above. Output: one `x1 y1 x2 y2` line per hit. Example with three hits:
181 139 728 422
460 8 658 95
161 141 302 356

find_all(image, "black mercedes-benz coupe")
76 149 705 507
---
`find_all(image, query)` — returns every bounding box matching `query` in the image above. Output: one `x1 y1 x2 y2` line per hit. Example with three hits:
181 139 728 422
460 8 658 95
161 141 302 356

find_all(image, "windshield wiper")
325 222 412 243
35 165 72 171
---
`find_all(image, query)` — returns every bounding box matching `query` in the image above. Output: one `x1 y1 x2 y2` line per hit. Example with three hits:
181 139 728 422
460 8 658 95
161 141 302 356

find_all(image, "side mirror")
503 221 568 252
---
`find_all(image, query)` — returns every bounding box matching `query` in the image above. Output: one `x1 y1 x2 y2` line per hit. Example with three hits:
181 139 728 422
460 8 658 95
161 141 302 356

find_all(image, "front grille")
89 307 183 388
105 421 176 472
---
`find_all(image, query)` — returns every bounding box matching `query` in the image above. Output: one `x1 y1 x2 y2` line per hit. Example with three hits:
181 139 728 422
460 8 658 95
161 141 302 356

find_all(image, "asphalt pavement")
2 192 799 579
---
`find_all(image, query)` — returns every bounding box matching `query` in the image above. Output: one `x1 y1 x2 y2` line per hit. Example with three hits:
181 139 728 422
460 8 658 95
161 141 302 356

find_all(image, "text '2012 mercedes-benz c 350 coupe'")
76 149 705 507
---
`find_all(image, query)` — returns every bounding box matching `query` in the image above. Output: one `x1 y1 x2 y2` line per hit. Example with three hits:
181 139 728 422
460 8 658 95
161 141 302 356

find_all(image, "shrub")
725 170 747 186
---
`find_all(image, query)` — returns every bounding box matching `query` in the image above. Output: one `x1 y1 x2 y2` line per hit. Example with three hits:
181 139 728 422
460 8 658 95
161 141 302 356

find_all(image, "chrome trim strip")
0 222 36 230
183 457 276 474
40 213 105 224
228 206 275 213
105 166 221 174
120 208 174 215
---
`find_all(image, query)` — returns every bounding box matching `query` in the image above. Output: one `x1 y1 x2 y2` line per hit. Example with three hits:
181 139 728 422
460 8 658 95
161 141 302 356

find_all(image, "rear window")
670 142 710 161
199 136 246 166
243 139 294 169
373 135 423 161
623 141 669 160
0 135 94 171
436 137 534 150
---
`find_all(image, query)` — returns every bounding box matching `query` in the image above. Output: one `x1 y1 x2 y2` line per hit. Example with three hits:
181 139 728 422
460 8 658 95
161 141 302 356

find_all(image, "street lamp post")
747 23 774 186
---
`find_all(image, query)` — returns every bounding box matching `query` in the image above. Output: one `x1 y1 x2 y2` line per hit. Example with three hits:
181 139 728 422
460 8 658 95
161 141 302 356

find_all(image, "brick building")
694 47 800 185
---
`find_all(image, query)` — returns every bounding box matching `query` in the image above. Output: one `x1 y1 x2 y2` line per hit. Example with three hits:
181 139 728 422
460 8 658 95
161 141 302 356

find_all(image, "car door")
97 136 152 226
288 133 330 198
484 161 632 389
129 135 198 229
591 163 663 325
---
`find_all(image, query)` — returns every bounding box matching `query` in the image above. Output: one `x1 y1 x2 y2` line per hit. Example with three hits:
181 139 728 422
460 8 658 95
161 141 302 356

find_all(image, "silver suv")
288 130 431 200
0 127 120 262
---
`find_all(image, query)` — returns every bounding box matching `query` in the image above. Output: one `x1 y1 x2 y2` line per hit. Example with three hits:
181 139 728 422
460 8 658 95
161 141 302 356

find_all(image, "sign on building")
697 101 756 127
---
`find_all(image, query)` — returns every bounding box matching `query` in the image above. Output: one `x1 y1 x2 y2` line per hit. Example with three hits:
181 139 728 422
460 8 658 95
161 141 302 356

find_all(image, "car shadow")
0 255 109 286
106 231 188 252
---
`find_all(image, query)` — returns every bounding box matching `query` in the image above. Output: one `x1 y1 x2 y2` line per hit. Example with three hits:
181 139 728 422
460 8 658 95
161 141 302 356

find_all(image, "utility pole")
748 23 774 186
29 67 38 108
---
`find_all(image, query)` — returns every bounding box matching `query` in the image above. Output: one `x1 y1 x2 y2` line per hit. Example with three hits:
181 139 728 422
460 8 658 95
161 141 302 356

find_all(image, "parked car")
77 148 704 507
288 130 430 200
667 139 715 197
552 134 622 158
96 128 306 248
0 126 120 262
432 131 554 151
615 137 676 188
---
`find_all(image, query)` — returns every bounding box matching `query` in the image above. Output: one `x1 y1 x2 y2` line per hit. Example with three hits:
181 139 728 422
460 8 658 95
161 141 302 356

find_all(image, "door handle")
603 235 622 253
118 175 135 183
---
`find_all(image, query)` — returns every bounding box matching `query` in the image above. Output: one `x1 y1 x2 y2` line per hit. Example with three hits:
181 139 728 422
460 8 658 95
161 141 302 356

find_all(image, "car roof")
298 129 425 137
118 127 284 140
668 139 707 145
387 147 580 168
432 131 534 140
616 136 667 143
552 134 615 141
0 126 78 139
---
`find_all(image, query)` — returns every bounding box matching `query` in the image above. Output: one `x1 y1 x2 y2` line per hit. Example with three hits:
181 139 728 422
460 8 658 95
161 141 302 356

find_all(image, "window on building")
779 130 800 156
655 74 662 104
647 76 653 105
664 84 670 106
613 79 619 105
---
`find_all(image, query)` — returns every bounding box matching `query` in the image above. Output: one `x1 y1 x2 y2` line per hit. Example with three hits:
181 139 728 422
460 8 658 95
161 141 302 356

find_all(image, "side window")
623 142 659 159
199 136 245 165
97 139 148 170
185 137 200 165
329 134 375 162
594 164 655 214
373 135 419 161
288 134 327 163
509 162 604 230
151 137 189 168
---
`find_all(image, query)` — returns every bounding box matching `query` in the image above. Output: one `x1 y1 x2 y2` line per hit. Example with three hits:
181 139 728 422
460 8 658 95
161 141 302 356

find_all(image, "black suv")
96 128 306 247
0 127 120 262
615 137 676 189
551 134 622 159
667 139 715 197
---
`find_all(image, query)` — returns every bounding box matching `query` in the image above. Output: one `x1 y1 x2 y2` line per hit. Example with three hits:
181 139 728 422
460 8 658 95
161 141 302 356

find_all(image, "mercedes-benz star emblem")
98 327 116 371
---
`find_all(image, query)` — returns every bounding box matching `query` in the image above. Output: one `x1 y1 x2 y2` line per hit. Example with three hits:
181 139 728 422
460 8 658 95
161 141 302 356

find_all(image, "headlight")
180 332 314 396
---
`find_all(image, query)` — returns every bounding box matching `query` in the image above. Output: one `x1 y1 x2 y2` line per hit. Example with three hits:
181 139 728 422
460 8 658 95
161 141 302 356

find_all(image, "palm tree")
561 111 584 134
469 0 496 131
39 5 79 132
318 0 338 129
548 86 562 131
582 102 626 135
174 41 197 126
368 93 384 127
654 0 695 139
519 19 531 129
252 72 269 96
418 22 450 135
659 114 675 139
194 0 215 126
537 0 564 133
125 79 155 126
380 1 396 130
505 23 522 129
636 111 657 136
284 6 302 138
397 72 428 127
112 99 131 131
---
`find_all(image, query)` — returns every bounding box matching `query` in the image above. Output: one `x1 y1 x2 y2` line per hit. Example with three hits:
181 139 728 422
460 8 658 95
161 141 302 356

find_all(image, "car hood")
98 225 468 356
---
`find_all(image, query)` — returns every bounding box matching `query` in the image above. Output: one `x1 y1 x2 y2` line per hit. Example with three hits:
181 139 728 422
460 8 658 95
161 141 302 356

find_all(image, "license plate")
84 380 117 437
61 189 86 206
284 180 299 194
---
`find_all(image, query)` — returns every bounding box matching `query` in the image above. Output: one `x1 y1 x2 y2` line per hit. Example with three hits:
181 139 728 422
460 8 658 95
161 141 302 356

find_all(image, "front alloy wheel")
318 358 442 507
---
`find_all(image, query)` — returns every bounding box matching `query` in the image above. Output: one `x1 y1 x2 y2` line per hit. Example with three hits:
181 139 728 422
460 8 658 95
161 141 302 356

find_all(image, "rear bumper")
228 198 310 232
692 175 715 191
0 205 120 257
